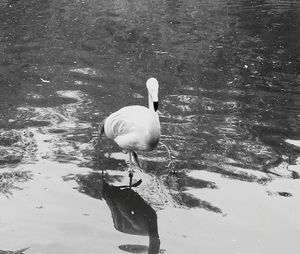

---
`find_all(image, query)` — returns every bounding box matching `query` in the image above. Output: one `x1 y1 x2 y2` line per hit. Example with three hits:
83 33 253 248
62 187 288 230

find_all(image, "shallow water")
1 0 300 253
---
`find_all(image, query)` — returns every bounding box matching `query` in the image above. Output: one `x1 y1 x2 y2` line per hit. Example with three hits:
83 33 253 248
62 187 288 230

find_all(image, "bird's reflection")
103 180 161 254
76 173 161 254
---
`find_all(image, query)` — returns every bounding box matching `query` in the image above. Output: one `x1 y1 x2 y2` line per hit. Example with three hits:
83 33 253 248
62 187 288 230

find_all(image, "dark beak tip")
153 101 159 111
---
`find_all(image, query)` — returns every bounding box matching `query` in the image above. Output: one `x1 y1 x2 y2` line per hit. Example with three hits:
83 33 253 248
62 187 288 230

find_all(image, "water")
1 0 300 253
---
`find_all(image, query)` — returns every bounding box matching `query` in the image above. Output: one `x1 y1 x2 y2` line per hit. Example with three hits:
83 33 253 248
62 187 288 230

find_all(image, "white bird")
98 77 161 185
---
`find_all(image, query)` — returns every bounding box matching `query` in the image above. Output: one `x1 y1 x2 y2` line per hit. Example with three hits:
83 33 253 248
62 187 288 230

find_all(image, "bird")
98 77 161 186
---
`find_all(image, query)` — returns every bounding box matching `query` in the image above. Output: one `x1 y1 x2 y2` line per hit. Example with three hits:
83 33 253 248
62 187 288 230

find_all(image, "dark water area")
1 0 299 174
1 0 300 253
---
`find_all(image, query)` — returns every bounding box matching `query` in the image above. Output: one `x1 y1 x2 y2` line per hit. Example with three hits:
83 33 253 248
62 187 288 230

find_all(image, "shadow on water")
76 172 161 254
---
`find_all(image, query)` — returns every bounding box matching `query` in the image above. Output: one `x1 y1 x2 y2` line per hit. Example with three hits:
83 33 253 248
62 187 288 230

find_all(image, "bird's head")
146 77 159 111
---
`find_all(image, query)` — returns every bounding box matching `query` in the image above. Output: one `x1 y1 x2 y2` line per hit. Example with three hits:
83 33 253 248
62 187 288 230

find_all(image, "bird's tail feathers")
98 119 106 144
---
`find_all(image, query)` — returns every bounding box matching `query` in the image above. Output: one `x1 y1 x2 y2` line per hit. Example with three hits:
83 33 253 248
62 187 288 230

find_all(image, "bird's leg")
132 151 142 169
128 151 134 174
128 151 134 187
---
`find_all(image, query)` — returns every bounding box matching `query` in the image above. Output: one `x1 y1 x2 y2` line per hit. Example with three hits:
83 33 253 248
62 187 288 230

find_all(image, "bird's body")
104 105 160 152
98 77 161 185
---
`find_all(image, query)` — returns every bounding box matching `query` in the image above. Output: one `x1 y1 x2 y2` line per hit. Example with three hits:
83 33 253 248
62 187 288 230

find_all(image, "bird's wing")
104 105 160 151
104 106 150 140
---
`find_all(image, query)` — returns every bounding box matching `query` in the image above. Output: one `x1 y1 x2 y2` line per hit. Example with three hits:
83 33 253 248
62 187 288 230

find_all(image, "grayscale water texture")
0 0 300 253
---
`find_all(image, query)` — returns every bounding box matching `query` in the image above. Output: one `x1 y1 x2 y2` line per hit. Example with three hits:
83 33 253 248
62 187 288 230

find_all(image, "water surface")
1 0 300 253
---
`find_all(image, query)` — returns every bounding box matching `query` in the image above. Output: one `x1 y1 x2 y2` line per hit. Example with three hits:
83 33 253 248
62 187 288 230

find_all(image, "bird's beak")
153 101 159 112
151 92 159 111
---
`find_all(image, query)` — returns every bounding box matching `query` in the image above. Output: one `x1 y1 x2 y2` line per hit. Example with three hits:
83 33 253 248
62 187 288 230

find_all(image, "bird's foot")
128 168 135 177
128 169 134 188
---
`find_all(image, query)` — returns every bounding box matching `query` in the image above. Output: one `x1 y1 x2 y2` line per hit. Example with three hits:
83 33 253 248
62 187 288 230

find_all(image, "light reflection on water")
1 0 300 253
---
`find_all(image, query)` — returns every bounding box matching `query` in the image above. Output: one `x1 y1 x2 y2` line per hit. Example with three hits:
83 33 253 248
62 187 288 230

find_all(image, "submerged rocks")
0 130 23 164
0 130 21 146
0 129 35 165
0 170 32 196
0 148 24 164
0 130 35 195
